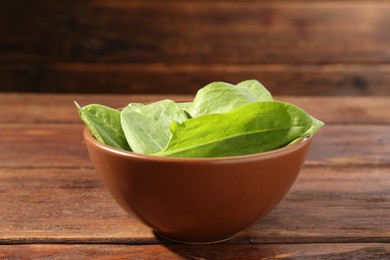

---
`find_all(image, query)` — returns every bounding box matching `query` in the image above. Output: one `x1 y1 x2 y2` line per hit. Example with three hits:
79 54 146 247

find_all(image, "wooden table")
1 94 389 259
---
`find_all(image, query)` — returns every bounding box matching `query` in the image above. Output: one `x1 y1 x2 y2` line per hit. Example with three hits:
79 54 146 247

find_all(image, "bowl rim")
83 126 312 163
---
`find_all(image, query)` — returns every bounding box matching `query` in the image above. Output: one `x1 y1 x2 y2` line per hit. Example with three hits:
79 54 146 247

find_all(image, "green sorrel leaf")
177 101 192 111
120 99 189 154
189 80 273 117
75 102 131 150
236 79 273 101
177 101 193 118
156 101 324 158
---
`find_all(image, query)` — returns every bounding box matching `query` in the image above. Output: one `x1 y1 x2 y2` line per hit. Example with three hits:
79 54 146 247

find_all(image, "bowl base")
154 231 240 245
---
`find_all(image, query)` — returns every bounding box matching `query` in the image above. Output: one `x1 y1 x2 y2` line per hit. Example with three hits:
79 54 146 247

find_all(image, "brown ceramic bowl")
83 127 312 244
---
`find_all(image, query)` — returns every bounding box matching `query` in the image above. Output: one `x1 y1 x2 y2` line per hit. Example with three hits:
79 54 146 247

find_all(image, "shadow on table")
152 231 254 259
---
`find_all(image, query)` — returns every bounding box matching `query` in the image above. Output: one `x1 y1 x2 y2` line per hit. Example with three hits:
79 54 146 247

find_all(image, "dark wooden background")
1 0 389 95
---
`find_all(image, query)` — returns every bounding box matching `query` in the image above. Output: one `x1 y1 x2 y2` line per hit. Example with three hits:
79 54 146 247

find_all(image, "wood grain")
0 93 190 124
0 94 389 124
0 124 91 168
0 166 389 244
0 93 389 258
0 124 389 168
1 1 390 94
0 244 389 259
2 63 390 95
1 1 390 63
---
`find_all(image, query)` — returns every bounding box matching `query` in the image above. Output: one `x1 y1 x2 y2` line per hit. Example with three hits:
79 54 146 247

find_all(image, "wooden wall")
1 0 389 95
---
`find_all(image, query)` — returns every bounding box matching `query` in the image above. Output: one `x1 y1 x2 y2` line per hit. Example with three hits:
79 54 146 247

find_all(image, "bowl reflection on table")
83 127 312 244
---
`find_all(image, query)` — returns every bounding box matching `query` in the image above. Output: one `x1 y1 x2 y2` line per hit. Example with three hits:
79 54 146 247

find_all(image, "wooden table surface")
0 93 389 259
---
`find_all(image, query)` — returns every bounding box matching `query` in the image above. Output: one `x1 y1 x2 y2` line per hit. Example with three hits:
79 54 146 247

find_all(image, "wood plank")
0 124 389 168
2 63 390 95
1 1 390 63
0 124 91 168
307 125 390 166
0 93 189 124
0 166 389 244
0 167 152 244
0 94 389 125
0 244 389 259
